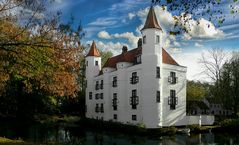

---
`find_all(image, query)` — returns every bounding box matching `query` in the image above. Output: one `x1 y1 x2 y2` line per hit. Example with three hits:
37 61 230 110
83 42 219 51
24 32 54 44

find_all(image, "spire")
141 6 162 31
86 41 100 57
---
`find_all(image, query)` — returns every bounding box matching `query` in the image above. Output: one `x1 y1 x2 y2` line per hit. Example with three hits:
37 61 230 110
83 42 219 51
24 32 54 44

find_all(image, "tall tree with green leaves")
187 81 206 101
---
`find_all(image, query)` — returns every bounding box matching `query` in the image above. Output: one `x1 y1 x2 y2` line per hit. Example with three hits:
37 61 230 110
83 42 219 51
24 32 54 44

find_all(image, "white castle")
85 6 214 128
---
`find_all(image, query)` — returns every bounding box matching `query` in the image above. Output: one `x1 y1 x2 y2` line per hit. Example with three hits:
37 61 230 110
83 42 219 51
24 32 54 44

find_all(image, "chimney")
137 38 142 48
122 46 128 53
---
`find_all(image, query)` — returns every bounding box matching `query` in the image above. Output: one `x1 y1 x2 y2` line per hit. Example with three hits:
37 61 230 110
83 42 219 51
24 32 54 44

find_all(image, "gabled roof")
103 48 142 68
141 6 162 31
162 48 179 66
103 47 179 68
86 41 100 57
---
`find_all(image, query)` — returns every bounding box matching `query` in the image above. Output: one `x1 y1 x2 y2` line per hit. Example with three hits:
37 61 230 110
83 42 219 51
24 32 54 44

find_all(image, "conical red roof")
142 6 162 30
86 41 100 57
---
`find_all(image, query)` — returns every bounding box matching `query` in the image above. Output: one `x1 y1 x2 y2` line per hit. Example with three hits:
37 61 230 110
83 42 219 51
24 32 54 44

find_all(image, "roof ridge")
103 47 180 68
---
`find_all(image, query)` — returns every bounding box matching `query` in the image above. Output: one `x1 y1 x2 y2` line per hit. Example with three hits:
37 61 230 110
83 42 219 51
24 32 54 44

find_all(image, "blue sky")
51 0 239 81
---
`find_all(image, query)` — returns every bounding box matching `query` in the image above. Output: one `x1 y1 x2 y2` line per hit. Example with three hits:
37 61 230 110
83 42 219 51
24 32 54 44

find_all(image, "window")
156 35 160 44
86 61 88 66
156 67 160 78
100 103 104 113
143 36 146 44
132 115 137 121
95 104 99 113
95 81 99 90
168 72 178 84
131 90 139 109
100 80 103 89
156 91 160 103
89 92 92 100
95 93 99 100
95 61 98 66
112 76 117 87
100 93 103 99
112 93 118 110
130 72 139 84
113 114 117 120
168 90 178 110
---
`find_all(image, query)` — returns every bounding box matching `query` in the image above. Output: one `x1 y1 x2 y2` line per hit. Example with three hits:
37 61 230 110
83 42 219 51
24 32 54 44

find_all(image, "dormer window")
143 36 146 44
156 35 160 44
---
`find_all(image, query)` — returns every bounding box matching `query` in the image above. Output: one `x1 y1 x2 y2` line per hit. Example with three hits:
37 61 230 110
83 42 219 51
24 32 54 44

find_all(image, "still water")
0 122 239 145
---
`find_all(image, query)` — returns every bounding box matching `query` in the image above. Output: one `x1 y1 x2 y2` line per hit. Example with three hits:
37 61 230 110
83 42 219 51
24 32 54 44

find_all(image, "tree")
0 0 85 97
199 48 229 107
187 80 207 101
218 56 239 115
0 0 86 118
199 48 228 82
100 50 113 66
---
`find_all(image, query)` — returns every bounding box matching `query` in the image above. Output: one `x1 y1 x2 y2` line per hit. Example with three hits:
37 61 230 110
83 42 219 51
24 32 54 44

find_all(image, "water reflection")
0 122 239 145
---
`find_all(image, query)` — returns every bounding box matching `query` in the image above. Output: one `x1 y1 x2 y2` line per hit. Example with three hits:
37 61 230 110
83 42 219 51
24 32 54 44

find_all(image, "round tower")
140 6 163 128
85 41 101 118
85 41 101 79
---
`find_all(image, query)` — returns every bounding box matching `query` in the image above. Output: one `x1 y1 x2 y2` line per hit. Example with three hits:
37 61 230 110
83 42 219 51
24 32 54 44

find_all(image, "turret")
85 41 101 78
140 6 163 128
141 6 163 56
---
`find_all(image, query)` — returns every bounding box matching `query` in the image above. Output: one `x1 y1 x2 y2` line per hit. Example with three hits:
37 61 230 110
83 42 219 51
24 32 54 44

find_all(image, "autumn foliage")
0 1 84 98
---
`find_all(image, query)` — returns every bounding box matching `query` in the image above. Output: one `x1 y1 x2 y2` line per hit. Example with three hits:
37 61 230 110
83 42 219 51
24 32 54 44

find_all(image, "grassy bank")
34 114 81 125
0 137 33 145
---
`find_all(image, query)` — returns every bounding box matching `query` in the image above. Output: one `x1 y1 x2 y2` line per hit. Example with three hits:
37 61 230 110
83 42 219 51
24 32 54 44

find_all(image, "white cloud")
133 6 224 50
97 31 140 48
113 32 139 47
98 31 111 39
86 40 129 55
85 27 106 38
180 16 224 40
128 12 136 20
88 17 117 26
195 42 203 47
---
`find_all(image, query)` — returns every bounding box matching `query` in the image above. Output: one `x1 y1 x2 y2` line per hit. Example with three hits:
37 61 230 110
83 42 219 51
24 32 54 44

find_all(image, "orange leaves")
0 11 84 98
38 71 79 97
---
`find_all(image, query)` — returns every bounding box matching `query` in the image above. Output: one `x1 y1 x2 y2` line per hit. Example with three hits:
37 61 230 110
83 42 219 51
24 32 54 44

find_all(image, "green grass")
0 137 28 145
34 114 81 125
0 137 60 145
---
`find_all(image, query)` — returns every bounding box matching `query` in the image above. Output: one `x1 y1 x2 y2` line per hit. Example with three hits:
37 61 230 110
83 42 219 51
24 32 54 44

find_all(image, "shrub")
220 119 239 128
187 124 201 132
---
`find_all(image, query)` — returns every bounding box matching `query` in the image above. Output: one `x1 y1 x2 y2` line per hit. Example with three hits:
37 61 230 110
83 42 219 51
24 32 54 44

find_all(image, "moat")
0 121 239 145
